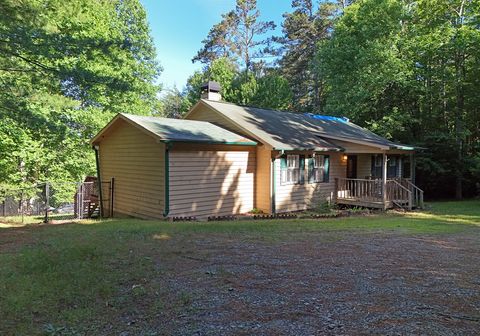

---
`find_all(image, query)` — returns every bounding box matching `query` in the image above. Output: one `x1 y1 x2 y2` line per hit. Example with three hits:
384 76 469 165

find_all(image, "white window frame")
280 155 301 185
286 155 300 184
311 155 325 183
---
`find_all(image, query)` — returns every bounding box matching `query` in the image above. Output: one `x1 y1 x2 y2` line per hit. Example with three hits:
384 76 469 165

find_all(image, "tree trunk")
454 53 465 200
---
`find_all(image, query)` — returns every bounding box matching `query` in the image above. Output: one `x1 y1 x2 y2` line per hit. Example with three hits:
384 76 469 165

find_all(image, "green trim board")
163 145 170 217
93 146 104 217
164 140 257 146
324 155 330 182
299 155 305 184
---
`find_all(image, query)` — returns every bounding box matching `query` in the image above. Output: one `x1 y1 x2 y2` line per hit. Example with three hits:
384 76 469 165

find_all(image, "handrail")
387 180 413 210
403 179 424 193
387 179 411 195
402 179 425 209
336 178 378 182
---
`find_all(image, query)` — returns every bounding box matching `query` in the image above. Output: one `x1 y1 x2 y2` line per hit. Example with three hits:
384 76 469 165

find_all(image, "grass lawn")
0 200 479 335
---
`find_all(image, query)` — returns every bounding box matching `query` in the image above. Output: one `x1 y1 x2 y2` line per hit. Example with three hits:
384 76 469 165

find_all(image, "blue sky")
140 0 293 91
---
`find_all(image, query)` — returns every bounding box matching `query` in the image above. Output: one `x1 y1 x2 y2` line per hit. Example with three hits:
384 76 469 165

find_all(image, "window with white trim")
281 154 300 184
311 155 325 183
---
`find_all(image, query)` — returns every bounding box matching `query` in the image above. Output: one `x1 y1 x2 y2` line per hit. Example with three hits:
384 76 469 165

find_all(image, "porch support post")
382 153 387 210
271 157 276 214
398 156 403 179
410 153 416 184
333 178 338 204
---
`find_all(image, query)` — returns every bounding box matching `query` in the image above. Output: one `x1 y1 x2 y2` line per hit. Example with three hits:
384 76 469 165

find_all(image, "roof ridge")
202 99 301 116
121 113 214 125
202 99 351 121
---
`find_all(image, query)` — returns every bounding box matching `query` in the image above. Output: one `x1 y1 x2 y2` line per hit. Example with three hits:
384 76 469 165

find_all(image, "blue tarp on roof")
304 113 350 123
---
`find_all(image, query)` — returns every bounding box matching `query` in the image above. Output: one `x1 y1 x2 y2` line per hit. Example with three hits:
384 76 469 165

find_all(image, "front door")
346 155 357 179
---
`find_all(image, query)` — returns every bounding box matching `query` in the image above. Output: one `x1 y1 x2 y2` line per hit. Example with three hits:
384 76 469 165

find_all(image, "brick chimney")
200 81 221 101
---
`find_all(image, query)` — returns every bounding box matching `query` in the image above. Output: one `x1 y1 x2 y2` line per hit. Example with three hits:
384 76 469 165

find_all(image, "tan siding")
275 153 346 213
357 154 373 179
255 145 271 213
331 140 384 153
186 106 247 136
169 148 256 217
99 119 165 219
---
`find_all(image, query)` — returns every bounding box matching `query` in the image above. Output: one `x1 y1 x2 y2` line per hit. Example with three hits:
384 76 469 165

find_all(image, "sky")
140 0 293 92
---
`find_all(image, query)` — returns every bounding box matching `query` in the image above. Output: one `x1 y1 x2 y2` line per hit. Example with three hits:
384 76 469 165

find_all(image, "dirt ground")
1 223 479 335
114 230 480 335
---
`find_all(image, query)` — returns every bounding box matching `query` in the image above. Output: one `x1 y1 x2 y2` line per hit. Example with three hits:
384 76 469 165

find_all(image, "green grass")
0 213 78 227
0 200 479 334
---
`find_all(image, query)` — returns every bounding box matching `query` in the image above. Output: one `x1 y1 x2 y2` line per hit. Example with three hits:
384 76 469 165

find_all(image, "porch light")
342 155 348 161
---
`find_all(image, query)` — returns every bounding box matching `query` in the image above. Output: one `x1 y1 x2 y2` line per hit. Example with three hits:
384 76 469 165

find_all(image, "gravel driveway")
117 229 480 336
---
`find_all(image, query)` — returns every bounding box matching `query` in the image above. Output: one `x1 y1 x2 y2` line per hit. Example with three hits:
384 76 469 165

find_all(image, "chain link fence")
0 178 112 224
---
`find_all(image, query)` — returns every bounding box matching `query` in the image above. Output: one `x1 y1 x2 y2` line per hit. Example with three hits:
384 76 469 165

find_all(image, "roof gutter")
157 139 257 146
274 147 344 152
391 145 415 151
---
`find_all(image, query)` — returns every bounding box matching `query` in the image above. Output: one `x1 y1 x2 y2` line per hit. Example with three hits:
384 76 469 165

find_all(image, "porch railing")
395 178 424 208
386 179 413 210
335 178 383 202
334 178 424 210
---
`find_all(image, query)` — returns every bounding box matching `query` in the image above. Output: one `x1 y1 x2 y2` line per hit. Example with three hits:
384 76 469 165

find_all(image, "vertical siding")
255 145 271 213
275 153 347 213
99 119 165 219
169 147 256 217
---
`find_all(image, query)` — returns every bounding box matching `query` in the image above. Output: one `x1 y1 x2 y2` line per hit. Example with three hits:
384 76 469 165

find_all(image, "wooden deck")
334 178 424 210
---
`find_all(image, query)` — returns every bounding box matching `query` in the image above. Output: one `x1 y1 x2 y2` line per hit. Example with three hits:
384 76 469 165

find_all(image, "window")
371 155 383 178
308 155 330 183
402 157 411 178
280 155 304 185
286 155 299 183
387 156 398 178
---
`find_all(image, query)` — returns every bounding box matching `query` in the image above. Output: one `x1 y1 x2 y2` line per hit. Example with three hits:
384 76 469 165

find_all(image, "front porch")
334 177 424 210
334 153 424 210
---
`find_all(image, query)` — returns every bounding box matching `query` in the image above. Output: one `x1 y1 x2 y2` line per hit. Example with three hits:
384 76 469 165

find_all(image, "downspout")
163 142 171 217
93 145 104 218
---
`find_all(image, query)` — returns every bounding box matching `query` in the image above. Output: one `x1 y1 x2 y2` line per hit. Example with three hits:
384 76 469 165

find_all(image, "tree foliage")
181 57 292 114
317 0 480 198
193 0 276 72
276 0 340 113
0 0 161 191
185 0 292 113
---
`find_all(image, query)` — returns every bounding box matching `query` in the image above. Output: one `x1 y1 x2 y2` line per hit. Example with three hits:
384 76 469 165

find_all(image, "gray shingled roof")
121 113 256 145
200 100 414 151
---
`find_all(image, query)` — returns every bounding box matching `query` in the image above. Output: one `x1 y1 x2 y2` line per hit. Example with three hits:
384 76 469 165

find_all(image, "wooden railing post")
334 178 338 204
382 154 387 210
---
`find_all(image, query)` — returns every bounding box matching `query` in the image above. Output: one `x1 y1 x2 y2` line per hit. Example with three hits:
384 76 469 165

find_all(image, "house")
90 82 423 219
